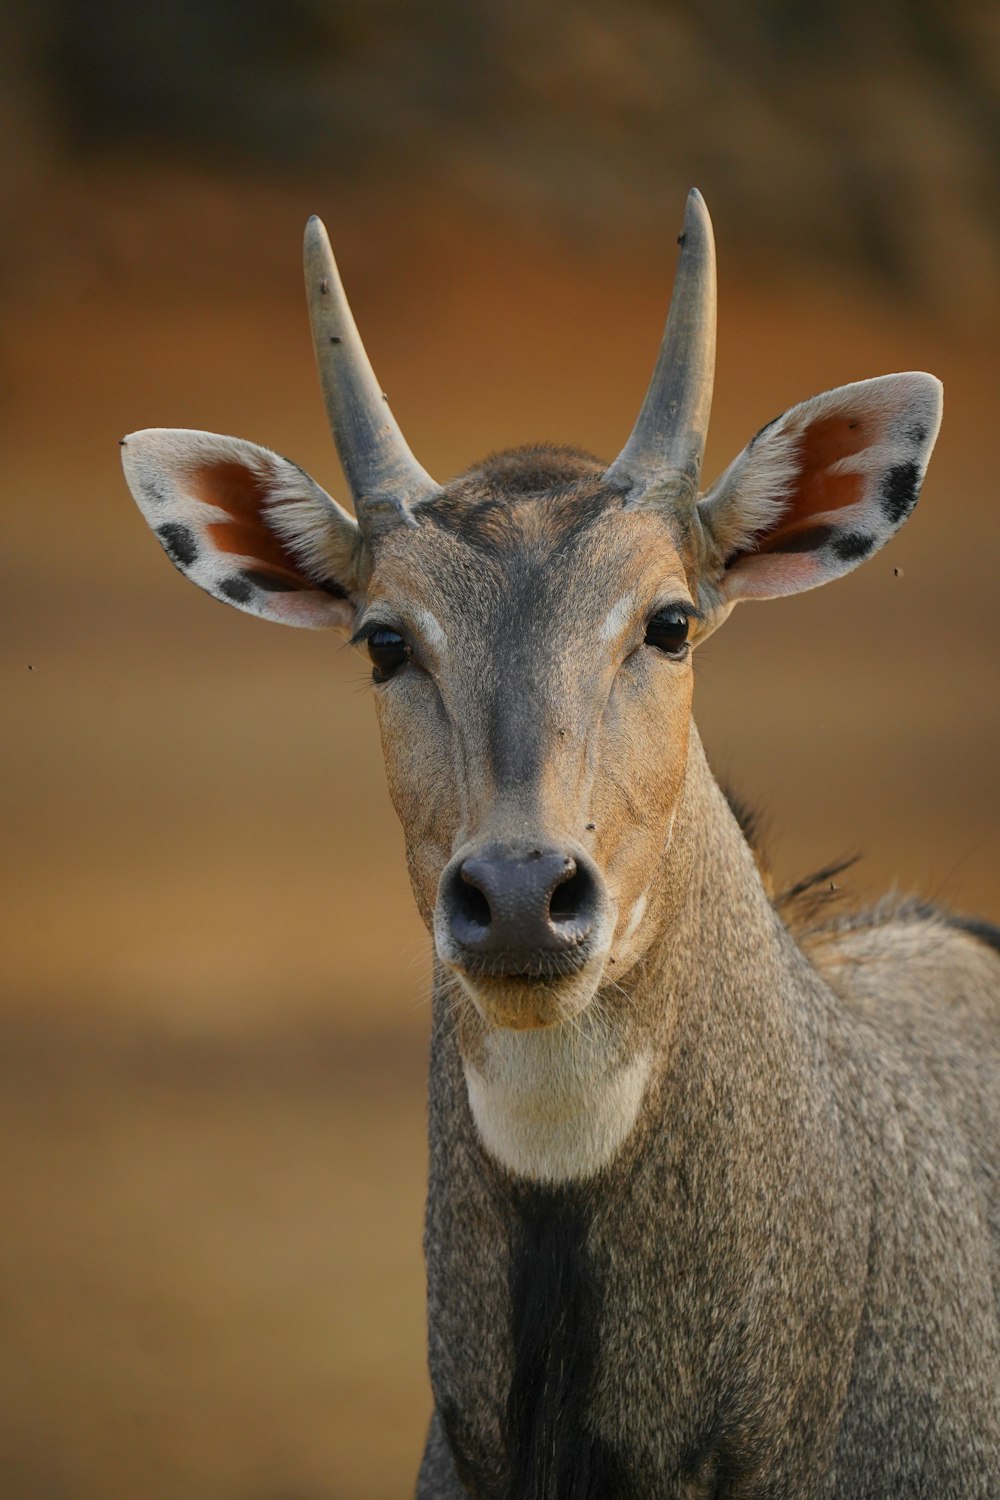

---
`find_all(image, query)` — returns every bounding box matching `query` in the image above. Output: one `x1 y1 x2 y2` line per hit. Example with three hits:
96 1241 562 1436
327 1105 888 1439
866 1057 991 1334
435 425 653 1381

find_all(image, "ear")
697 373 942 605
121 428 362 629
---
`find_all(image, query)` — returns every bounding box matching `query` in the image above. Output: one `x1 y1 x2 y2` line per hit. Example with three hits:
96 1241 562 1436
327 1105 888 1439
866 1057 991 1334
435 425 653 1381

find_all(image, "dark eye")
645 608 690 657
367 627 409 682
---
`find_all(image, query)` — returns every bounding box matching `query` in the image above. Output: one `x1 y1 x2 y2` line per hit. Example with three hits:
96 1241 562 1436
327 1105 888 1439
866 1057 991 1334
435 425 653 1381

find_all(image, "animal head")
122 191 941 1034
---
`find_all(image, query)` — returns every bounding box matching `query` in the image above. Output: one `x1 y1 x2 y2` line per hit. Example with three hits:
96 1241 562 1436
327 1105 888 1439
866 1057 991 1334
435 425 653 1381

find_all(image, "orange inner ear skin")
759 415 868 552
203 518 306 585
193 460 312 585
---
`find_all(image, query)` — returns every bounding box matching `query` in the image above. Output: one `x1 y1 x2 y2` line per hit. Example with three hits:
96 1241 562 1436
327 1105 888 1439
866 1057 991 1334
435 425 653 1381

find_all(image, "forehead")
368 447 692 625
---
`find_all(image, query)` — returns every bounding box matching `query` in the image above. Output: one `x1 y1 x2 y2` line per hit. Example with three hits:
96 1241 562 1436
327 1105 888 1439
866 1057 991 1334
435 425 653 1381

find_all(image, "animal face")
122 192 942 1035
362 452 698 1028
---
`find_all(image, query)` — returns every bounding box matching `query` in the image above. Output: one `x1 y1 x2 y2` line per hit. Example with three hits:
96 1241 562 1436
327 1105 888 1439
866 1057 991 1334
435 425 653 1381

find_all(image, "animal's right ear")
121 428 361 630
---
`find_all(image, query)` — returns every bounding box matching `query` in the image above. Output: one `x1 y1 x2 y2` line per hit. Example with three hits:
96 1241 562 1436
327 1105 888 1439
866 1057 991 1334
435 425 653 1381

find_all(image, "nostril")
456 869 492 931
549 866 583 922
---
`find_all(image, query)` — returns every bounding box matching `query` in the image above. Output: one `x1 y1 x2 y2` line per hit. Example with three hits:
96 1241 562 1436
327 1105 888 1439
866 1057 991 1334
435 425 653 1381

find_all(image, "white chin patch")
464 1028 652 1183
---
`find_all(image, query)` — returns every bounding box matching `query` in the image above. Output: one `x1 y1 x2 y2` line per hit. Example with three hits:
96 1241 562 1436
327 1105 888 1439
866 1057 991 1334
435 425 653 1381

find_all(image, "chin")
448 962 605 1031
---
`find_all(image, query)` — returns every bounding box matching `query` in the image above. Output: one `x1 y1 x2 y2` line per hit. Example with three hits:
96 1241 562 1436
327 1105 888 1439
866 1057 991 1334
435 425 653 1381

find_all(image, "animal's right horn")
304 216 440 542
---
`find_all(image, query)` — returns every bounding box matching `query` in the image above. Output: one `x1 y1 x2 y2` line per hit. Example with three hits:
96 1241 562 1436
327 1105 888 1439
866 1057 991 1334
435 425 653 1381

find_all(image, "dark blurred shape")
45 0 494 170
9 0 995 318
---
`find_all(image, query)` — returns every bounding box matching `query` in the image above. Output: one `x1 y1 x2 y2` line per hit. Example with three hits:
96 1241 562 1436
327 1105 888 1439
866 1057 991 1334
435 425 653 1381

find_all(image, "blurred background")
2 2 999 1496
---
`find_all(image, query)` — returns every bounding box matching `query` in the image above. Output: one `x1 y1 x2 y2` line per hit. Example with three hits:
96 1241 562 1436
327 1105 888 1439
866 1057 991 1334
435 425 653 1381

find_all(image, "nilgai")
123 191 999 1497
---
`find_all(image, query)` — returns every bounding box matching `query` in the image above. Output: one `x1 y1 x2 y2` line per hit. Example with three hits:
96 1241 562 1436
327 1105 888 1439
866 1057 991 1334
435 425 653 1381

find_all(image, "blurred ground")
2 4 1000 1497
0 1026 426 1500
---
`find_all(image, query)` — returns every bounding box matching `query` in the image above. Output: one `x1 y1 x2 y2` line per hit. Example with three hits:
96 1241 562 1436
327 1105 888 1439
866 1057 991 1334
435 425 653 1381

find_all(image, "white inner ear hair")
261 464 359 585
698 419 801 557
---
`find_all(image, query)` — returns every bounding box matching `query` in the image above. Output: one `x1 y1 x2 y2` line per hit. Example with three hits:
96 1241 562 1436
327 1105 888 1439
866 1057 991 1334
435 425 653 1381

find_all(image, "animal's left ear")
697 373 942 605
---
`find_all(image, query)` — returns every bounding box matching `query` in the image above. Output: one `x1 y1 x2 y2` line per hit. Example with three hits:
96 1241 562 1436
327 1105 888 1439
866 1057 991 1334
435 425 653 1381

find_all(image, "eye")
645 607 691 658
367 627 409 682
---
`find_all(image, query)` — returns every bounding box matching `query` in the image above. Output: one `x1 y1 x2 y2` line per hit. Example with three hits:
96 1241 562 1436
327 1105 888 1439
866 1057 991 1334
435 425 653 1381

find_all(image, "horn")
303 216 439 540
605 189 717 509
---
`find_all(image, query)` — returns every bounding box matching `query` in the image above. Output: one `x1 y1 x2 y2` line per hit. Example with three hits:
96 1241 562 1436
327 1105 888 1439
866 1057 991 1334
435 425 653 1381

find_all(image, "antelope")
122 191 1000 1497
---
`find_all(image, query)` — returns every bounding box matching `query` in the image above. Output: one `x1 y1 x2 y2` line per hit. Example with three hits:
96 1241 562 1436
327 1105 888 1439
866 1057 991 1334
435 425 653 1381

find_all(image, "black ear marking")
318 577 350 600
218 576 254 604
157 522 199 569
830 530 876 563
764 524 837 555
880 462 920 525
142 478 171 509
241 567 298 593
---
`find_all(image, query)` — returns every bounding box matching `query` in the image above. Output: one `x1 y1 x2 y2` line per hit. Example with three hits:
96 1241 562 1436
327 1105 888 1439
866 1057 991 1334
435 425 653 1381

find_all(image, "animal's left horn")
304 216 439 540
605 189 717 509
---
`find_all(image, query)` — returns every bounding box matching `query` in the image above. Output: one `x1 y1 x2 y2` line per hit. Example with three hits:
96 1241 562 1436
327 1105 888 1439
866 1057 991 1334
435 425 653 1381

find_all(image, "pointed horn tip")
303 216 337 293
303 214 332 253
676 188 715 257
683 188 712 228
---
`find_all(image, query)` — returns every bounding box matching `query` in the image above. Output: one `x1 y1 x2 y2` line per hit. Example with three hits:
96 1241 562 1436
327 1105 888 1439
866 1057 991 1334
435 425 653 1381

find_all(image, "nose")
439 844 604 974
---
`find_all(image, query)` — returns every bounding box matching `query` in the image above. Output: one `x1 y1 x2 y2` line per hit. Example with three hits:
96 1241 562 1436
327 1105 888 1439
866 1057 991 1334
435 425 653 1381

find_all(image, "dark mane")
725 786 1000 961
503 1185 618 1500
724 786 860 933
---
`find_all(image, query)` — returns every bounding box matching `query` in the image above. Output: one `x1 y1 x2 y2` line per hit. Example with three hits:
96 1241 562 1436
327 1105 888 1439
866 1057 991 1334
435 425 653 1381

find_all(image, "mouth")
456 947 590 982
444 953 605 1030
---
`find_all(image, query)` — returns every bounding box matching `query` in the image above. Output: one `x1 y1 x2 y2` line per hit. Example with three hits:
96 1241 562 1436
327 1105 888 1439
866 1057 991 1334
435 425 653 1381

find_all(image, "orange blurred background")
2 5 999 1496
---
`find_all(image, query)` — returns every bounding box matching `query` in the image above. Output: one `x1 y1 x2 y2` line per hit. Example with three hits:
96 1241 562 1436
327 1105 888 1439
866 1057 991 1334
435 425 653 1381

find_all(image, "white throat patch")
464 1025 651 1183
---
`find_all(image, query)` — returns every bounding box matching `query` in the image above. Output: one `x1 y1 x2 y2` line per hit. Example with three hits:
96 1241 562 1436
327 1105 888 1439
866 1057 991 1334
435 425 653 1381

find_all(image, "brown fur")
783 413 867 523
